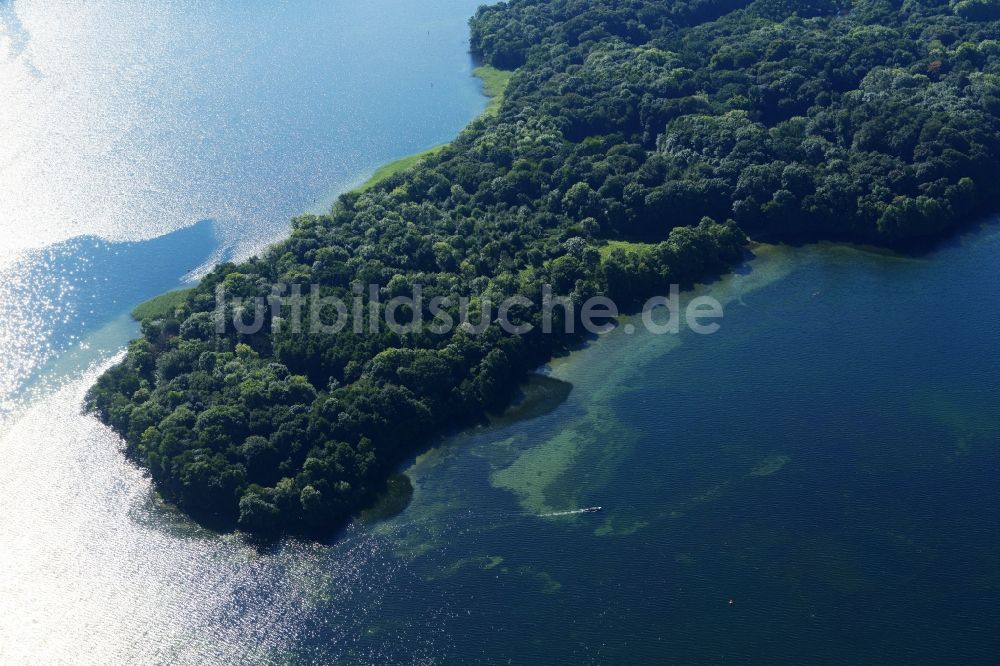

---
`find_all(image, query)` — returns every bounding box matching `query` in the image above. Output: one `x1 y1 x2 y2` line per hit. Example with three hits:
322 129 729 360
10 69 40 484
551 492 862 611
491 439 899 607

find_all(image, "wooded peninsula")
87 0 1000 536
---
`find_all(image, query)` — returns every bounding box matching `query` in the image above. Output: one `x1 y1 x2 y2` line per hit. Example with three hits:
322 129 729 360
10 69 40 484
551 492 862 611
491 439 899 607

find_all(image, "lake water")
3 2 1000 664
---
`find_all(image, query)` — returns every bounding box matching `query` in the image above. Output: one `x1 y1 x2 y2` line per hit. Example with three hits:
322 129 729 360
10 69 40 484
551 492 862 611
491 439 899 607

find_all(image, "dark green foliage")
952 0 1000 22
473 0 1000 243
87 0 1000 536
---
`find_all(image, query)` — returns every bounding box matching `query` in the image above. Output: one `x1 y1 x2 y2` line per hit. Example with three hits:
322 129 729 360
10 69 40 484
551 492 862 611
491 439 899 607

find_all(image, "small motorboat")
582 506 603 513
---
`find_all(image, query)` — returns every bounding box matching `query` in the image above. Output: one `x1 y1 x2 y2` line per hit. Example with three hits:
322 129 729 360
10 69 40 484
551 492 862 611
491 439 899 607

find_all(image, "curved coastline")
115 60 520 537
87 0 1000 539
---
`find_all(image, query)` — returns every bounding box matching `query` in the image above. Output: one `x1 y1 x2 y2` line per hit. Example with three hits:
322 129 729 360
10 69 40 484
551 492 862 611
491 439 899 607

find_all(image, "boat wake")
538 507 602 517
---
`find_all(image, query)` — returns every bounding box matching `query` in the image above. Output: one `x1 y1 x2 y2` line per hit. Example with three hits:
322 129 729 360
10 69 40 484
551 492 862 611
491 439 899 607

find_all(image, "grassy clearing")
599 240 658 261
131 288 193 321
356 144 450 192
473 65 513 116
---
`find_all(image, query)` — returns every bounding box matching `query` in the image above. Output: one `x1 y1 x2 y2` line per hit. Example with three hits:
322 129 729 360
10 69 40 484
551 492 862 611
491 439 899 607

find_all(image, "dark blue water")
297 229 1000 664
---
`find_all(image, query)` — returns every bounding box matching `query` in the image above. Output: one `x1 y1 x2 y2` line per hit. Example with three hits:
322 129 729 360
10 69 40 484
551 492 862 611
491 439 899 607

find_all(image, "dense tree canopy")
475 0 1000 243
87 0 1000 536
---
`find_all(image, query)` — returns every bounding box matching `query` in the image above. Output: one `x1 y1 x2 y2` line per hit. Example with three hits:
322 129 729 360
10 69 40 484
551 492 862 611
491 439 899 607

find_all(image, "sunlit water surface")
0 0 486 415
0 0 486 263
3 1 1000 663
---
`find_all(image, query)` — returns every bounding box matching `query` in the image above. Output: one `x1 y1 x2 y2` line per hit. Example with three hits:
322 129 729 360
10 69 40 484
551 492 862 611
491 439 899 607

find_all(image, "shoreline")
350 65 512 194
96 0 1000 539
131 65 513 321
114 61 517 535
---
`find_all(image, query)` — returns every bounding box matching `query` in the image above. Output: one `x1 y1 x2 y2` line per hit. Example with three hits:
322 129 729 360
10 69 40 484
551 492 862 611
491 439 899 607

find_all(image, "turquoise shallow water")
3 1 1000 663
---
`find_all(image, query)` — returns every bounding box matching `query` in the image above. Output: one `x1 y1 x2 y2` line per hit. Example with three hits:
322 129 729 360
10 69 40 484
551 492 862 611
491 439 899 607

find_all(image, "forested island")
87 0 1000 536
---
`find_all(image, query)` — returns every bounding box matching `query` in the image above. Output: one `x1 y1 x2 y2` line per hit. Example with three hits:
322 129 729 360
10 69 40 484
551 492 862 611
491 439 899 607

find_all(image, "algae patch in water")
910 390 1000 459
594 515 649 537
491 244 801 516
425 555 507 581
750 454 791 477
490 428 583 515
